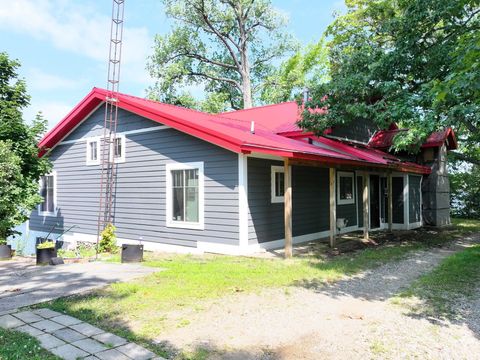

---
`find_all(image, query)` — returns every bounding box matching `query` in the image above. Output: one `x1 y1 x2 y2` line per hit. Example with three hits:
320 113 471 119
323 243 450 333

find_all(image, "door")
370 175 380 229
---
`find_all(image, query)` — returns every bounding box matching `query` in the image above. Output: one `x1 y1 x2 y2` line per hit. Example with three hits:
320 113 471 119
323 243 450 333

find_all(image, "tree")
450 165 480 219
299 0 480 162
0 52 51 240
261 38 330 104
147 0 297 110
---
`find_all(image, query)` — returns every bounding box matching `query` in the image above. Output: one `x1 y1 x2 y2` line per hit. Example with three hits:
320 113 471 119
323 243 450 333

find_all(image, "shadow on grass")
393 243 480 339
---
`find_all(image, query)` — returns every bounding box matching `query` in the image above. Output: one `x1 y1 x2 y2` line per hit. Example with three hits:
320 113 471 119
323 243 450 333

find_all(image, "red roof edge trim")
277 130 314 138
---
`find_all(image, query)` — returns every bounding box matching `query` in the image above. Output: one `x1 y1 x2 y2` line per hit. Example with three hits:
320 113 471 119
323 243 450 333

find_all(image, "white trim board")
238 154 249 248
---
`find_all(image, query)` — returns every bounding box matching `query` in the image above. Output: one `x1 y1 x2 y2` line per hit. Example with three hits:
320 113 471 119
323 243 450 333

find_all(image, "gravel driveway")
156 235 480 359
0 259 157 312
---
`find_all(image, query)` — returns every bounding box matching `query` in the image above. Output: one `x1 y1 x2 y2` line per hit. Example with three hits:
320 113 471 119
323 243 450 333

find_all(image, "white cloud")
27 69 82 91
0 0 153 84
24 101 73 130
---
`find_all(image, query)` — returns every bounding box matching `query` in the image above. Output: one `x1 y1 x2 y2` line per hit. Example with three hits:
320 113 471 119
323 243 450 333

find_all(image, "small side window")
110 135 126 163
86 137 100 165
38 172 57 216
337 171 355 205
271 166 285 203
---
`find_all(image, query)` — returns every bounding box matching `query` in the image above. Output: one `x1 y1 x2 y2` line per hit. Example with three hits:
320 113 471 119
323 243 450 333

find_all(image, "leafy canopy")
299 0 480 160
147 0 297 110
0 52 51 240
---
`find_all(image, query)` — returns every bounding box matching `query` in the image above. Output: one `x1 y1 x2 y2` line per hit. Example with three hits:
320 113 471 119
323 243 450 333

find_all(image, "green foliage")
450 165 480 219
0 52 51 240
99 223 118 253
147 0 297 110
300 0 480 161
57 242 97 259
261 38 330 104
37 241 55 249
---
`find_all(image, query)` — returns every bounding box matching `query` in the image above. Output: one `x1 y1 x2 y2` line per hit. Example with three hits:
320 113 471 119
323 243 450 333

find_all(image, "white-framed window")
86 137 100 165
337 171 355 205
271 165 285 203
38 171 57 216
166 162 204 230
110 134 126 163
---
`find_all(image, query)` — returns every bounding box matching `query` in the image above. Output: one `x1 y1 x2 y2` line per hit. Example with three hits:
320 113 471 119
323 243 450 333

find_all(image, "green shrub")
99 223 118 253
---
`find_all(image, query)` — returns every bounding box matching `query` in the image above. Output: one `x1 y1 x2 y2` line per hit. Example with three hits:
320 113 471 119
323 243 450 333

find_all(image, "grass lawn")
0 328 60 360
395 242 480 317
33 218 480 358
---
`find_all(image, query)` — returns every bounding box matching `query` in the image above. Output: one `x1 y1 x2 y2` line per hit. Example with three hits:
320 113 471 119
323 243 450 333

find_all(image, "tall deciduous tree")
147 0 297 110
299 0 480 163
0 52 51 240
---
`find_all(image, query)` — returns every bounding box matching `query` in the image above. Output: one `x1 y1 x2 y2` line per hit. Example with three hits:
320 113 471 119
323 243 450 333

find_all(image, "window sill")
166 221 204 230
271 197 284 204
337 199 355 205
38 211 57 217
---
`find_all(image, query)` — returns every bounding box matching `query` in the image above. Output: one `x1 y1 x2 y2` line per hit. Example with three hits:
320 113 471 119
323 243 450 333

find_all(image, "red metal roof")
368 128 457 150
38 88 432 174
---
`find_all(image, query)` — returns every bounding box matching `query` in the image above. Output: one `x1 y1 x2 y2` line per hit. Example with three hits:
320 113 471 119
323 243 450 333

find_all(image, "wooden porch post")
388 172 393 232
329 168 336 247
284 158 293 258
363 174 369 240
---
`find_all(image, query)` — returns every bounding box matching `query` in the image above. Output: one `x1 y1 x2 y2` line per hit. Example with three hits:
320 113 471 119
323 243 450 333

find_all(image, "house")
23 87 456 255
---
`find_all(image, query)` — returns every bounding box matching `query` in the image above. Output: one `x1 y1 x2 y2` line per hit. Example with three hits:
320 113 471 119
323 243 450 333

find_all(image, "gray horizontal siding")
247 158 329 244
409 175 422 223
30 107 239 247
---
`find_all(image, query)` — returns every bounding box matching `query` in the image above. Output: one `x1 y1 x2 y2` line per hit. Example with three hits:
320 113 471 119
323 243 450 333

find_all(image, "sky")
0 0 345 130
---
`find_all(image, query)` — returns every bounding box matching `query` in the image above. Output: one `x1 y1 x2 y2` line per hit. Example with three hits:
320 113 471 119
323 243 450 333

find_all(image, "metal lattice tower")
96 0 125 254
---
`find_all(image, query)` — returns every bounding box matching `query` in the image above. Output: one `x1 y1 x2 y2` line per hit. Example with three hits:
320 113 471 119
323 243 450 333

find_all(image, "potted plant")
36 240 57 265
0 239 12 260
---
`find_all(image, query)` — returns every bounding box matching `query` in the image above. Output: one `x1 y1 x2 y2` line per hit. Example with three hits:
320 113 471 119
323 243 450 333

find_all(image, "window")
271 166 285 203
166 162 204 229
38 172 56 216
86 137 100 165
110 134 125 163
337 171 355 205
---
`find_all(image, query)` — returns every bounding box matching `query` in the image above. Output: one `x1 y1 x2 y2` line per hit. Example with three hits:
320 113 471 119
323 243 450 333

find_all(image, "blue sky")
0 0 345 129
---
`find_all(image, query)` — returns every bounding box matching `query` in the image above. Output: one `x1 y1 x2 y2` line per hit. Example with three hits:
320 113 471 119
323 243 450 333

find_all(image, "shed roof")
38 88 432 174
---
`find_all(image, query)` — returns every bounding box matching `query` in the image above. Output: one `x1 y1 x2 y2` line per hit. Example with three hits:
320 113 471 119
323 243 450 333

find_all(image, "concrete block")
0 314 24 329
93 332 128 347
69 322 104 337
51 314 83 326
96 349 131 360
50 343 89 360
70 338 107 354
35 333 66 350
16 324 44 336
116 343 156 360
52 328 86 342
32 308 62 319
30 319 65 333
13 310 44 323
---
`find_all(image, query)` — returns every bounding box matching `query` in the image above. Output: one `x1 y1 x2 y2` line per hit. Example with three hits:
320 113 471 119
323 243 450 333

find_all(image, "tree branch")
194 0 242 70
450 151 480 166
189 71 241 90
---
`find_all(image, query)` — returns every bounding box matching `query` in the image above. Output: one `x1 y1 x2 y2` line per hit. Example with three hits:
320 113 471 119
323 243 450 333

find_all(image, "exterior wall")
29 107 239 249
409 175 422 224
421 145 451 226
329 118 378 143
247 158 329 245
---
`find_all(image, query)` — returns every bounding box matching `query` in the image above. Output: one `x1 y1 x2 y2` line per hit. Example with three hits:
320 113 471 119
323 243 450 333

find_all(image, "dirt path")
156 234 480 359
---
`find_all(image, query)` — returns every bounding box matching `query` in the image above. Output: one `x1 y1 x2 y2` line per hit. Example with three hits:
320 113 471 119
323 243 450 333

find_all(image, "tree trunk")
242 70 253 109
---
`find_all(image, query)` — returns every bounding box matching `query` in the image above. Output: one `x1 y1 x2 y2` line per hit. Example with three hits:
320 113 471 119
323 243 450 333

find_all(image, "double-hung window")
337 171 355 205
271 166 285 203
38 172 56 216
166 162 204 229
86 137 100 165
